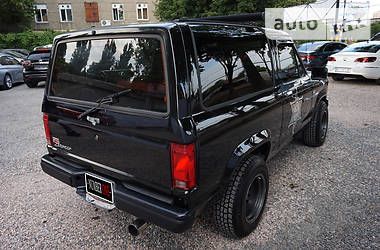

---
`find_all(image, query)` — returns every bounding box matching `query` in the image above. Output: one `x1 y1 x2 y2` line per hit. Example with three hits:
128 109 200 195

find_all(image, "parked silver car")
0 53 24 90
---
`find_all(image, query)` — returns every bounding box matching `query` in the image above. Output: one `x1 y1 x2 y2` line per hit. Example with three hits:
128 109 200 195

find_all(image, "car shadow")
329 77 379 86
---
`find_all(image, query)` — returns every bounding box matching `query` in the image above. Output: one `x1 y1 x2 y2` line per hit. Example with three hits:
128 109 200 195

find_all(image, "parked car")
298 41 347 70
326 41 380 81
0 53 24 90
40 17 329 238
33 44 52 51
22 48 51 88
0 49 28 62
370 32 380 41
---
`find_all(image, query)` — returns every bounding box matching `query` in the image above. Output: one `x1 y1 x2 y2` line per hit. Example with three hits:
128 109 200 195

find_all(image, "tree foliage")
0 0 36 33
0 30 62 51
371 21 380 37
155 0 315 20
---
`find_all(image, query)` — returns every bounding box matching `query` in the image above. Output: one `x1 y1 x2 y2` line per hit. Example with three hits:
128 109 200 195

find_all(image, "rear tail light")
170 143 196 190
354 57 377 62
43 113 52 146
328 57 336 61
301 55 315 60
21 60 31 67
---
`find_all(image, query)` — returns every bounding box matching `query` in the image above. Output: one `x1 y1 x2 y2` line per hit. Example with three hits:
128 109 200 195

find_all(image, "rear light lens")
21 60 31 67
170 143 196 190
328 57 336 61
354 57 377 62
301 55 315 60
43 113 52 146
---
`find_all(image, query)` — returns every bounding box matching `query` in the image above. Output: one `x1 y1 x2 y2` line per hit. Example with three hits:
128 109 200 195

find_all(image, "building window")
112 4 124 21
34 4 48 23
136 3 148 21
59 4 72 22
84 2 99 22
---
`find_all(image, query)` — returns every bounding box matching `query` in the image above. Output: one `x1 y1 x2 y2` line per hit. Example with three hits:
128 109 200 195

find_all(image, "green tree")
370 21 380 38
156 0 315 20
0 0 36 33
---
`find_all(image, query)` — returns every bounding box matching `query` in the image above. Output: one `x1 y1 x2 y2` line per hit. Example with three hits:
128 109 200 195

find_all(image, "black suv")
22 48 51 88
40 16 328 238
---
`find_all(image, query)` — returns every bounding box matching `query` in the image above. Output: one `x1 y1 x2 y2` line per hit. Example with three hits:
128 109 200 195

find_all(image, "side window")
7 57 19 65
192 25 273 108
0 56 7 65
324 43 342 52
277 43 302 83
324 44 335 52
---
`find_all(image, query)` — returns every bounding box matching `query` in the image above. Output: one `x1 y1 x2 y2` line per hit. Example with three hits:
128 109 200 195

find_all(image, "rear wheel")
332 75 344 81
303 100 328 147
214 155 268 238
26 81 38 88
2 74 12 90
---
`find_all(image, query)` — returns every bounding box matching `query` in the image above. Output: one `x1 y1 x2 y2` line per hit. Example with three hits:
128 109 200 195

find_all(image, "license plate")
85 173 114 203
34 65 48 70
335 67 350 73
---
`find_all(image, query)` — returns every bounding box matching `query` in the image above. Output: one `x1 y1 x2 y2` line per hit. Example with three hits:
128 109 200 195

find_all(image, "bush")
0 30 63 51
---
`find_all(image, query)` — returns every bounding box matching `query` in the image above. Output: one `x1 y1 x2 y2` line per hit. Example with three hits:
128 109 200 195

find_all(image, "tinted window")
191 24 273 107
298 42 324 52
324 44 338 52
28 51 51 61
341 43 380 53
277 44 302 82
0 56 18 65
50 37 166 113
0 56 7 65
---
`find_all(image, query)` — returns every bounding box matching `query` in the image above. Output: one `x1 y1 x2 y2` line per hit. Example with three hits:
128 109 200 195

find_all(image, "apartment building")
32 0 158 31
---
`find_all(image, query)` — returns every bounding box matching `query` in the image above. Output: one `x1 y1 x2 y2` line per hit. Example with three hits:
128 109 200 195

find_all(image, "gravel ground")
0 79 379 249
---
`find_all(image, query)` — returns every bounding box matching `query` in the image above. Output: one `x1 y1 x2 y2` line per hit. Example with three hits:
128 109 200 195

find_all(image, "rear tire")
26 81 38 88
2 74 12 90
332 75 344 81
214 155 268 238
303 100 328 147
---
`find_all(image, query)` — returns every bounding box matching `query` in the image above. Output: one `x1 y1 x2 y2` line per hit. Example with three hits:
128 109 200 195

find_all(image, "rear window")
49 37 166 113
341 43 380 53
28 51 51 61
297 42 324 52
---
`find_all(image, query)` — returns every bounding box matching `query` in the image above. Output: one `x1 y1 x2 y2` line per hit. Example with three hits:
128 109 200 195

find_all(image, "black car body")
23 48 51 88
298 41 347 70
40 21 329 238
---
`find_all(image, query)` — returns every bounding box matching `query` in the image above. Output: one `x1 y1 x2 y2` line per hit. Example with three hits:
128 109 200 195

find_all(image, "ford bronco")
40 13 328 238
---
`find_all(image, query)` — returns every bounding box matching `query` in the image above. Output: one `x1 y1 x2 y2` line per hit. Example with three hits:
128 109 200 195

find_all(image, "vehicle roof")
347 41 380 46
53 22 293 42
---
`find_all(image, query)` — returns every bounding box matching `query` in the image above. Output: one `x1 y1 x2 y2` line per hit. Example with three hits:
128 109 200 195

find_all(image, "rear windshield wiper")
77 89 132 120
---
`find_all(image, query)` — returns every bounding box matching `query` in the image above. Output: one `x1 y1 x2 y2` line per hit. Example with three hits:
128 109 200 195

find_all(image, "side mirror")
311 67 328 80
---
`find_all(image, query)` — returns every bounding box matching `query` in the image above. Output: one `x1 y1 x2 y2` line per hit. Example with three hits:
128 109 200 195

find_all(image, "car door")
275 42 305 146
5 56 23 82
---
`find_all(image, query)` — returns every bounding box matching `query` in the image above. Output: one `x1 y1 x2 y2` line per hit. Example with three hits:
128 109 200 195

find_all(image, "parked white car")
326 41 380 82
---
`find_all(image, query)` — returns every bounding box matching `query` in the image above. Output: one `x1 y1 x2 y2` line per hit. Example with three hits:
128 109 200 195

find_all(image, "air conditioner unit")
101 20 111 26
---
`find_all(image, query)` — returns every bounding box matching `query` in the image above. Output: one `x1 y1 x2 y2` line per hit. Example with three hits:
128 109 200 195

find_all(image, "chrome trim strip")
65 152 134 178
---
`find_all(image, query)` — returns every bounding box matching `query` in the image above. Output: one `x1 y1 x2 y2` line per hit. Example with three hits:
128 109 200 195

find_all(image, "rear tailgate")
43 30 177 194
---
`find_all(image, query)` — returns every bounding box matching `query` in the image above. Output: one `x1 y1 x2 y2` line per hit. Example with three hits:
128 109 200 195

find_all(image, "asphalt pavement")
0 79 379 249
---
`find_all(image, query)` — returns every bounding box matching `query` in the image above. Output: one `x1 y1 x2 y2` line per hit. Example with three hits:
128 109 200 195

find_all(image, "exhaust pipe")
128 218 148 236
